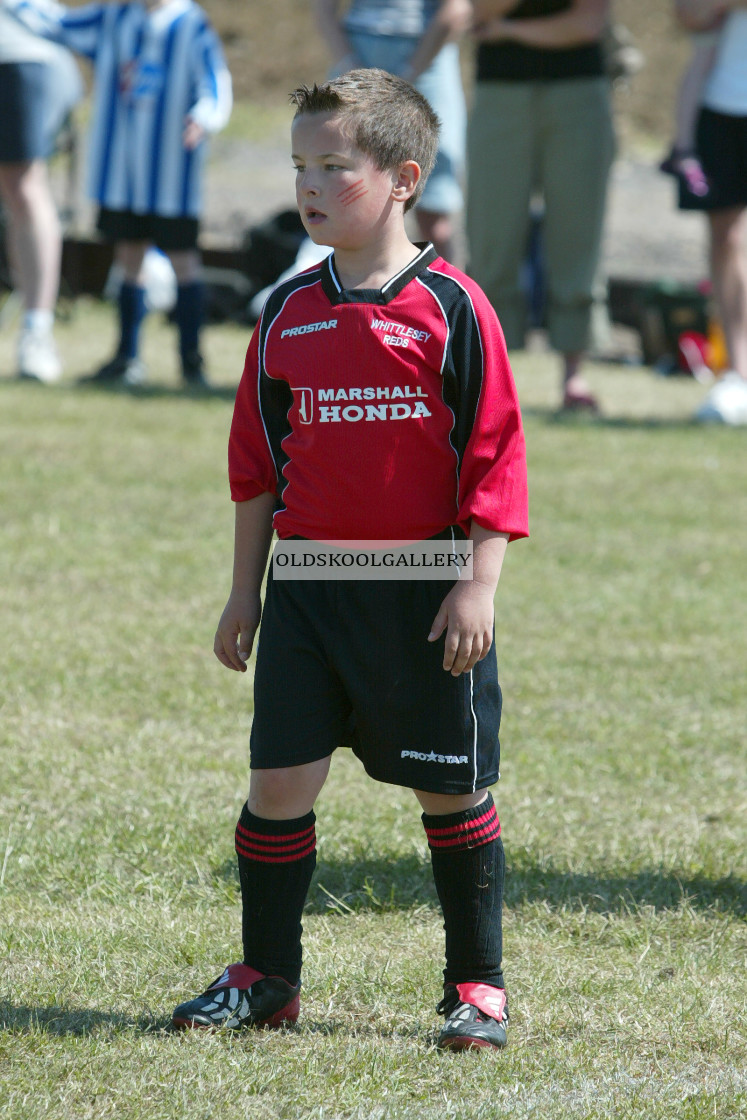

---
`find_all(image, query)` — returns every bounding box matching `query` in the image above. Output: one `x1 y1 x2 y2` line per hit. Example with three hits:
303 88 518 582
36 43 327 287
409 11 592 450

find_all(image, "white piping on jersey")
449 523 462 578
415 276 449 375
258 273 323 498
450 524 478 792
380 245 433 292
326 257 341 294
468 669 478 792
425 265 486 385
424 267 488 522
415 274 459 520
326 243 434 294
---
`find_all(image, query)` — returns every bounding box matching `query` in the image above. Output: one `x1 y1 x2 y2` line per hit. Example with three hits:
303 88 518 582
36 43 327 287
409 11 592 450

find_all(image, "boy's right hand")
213 591 262 672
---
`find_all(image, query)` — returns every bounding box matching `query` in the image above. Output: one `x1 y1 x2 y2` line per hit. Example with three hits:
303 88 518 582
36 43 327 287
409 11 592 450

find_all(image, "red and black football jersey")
229 244 529 542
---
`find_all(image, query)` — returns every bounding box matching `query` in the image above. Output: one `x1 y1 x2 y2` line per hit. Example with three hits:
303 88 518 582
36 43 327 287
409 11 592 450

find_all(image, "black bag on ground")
241 210 308 292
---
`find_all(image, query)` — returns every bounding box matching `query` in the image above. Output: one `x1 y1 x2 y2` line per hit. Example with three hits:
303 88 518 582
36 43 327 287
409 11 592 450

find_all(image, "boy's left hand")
428 581 495 676
183 116 205 150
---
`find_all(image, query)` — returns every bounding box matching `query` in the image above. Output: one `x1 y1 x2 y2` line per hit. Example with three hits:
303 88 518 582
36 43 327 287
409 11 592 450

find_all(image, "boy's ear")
392 160 421 205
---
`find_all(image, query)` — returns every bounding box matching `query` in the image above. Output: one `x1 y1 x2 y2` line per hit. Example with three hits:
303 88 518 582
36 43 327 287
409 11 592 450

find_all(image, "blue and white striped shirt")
344 0 440 38
7 0 232 217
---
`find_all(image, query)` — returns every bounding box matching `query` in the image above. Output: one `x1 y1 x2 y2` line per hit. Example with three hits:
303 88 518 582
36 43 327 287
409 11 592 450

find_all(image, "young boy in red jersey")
171 68 528 1051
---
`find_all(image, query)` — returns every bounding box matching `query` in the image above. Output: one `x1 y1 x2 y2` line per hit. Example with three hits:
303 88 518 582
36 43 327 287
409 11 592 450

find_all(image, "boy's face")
291 112 410 251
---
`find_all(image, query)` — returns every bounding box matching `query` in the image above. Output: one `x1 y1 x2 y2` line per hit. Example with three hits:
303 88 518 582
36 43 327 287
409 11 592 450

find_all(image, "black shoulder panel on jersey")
256 268 324 502
417 269 485 471
259 265 326 325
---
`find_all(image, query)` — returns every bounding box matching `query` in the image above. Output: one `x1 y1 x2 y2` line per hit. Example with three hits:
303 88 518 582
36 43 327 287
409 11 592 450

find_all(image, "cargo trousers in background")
467 76 616 355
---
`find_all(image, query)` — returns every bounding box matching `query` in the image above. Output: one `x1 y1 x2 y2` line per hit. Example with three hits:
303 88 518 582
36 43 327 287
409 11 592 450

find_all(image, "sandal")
561 388 600 414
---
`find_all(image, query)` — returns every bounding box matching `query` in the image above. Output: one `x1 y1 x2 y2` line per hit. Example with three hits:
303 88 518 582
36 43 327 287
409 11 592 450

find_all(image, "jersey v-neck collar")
320 243 438 306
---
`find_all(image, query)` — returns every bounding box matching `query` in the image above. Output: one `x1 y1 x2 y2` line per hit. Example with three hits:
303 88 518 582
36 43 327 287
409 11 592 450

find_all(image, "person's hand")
473 17 511 41
428 580 495 676
213 591 262 672
183 116 205 150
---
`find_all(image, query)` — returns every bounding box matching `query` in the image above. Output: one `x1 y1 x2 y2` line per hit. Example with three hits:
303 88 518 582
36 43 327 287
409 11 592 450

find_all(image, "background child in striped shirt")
4 0 232 387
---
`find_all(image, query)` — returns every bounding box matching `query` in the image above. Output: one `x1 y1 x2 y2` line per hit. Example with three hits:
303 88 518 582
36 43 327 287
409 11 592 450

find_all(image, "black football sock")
235 804 317 987
175 280 204 361
422 792 505 990
117 281 147 359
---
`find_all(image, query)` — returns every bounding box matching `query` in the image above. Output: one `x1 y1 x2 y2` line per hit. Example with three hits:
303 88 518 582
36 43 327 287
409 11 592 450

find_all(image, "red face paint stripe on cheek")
340 187 369 206
337 178 366 201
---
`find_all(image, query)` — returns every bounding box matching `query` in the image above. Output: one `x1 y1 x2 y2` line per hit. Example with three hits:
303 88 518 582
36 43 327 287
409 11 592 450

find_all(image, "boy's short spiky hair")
290 68 440 212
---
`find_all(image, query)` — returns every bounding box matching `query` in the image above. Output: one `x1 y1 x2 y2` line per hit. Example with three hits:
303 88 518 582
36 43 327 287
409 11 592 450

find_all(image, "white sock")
23 309 54 334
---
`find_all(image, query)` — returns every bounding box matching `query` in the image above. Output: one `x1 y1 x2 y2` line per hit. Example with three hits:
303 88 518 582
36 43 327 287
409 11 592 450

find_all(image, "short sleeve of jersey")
7 0 107 58
426 264 529 541
228 319 278 503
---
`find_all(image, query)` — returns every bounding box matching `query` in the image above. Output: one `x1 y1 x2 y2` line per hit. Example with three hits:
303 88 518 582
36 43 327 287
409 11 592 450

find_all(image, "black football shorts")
249 565 502 795
0 62 55 162
96 208 200 251
680 106 747 211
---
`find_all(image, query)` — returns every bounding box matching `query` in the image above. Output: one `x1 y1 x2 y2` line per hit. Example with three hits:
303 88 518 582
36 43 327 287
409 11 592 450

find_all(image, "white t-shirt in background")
703 11 747 116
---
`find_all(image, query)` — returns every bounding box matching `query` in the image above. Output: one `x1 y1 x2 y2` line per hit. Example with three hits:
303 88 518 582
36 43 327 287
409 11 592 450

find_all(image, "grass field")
1 301 745 1119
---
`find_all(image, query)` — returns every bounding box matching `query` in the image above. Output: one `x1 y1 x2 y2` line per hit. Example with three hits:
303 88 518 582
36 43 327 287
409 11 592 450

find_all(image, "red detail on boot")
262 993 301 1027
440 1034 499 1051
207 962 266 992
455 982 507 1022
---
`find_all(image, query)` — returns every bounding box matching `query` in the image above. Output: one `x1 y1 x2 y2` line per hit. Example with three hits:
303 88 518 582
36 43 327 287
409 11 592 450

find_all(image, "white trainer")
695 371 747 426
17 327 62 383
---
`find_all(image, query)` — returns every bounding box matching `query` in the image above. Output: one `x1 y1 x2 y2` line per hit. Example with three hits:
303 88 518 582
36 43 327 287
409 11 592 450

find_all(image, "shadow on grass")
0 1002 168 1036
297 1018 432 1042
504 860 747 919
0 1001 438 1043
0 377 238 402
520 404 701 431
74 381 238 403
215 853 746 919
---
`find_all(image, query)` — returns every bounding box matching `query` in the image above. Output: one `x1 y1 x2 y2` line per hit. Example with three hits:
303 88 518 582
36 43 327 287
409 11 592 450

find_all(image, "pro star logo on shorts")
401 750 468 765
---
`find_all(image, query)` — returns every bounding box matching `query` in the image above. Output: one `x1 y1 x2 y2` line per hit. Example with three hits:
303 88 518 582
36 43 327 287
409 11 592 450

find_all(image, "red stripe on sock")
425 804 501 850
236 821 316 846
427 820 501 849
235 837 317 864
424 805 497 840
235 842 313 855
